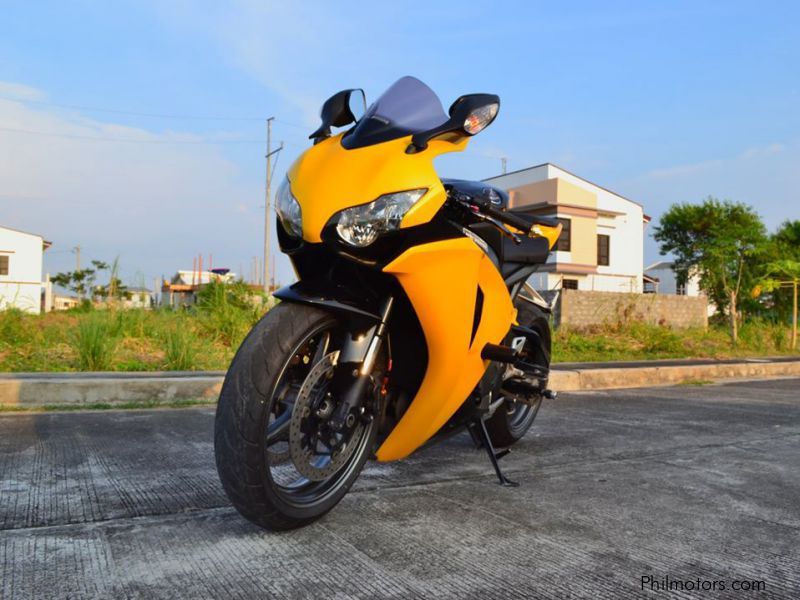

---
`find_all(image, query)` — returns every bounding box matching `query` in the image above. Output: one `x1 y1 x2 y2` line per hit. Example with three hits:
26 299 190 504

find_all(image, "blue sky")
1 1 798 288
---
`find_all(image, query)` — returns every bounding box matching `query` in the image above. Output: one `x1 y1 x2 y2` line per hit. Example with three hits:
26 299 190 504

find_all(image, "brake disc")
289 351 365 481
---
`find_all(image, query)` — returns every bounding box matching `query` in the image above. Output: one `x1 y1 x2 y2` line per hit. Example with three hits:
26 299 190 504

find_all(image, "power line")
0 95 511 161
0 94 265 121
0 123 503 160
0 125 266 145
274 118 311 131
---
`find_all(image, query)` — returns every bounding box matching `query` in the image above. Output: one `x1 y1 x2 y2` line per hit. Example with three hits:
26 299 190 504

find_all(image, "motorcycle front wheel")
214 303 377 531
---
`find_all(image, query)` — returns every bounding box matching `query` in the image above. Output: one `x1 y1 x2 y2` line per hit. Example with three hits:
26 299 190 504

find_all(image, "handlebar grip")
484 205 533 233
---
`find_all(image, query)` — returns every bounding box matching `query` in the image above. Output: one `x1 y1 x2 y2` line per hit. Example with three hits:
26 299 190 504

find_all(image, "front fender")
273 282 382 324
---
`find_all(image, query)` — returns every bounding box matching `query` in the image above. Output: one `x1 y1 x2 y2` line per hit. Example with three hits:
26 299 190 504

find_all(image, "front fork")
328 296 394 431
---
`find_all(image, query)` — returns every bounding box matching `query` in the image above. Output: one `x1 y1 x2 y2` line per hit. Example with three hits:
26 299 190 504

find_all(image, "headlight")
336 189 427 247
275 177 302 238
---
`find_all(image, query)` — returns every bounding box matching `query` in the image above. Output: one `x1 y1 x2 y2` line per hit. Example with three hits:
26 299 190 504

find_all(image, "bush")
163 325 199 371
195 280 264 347
0 308 34 345
73 313 117 370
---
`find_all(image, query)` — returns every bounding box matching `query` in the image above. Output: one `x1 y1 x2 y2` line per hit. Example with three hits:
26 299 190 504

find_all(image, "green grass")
553 319 799 363
162 320 200 371
0 282 267 372
0 300 797 372
74 312 117 370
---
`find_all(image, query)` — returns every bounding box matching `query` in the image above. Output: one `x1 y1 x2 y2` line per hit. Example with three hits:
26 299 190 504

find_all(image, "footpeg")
480 343 519 363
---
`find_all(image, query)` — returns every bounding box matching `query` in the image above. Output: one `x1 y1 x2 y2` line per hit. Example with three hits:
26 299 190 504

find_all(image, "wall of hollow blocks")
540 289 708 329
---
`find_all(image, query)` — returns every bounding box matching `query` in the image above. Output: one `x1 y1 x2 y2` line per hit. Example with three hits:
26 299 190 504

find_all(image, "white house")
644 261 702 296
161 269 238 308
485 163 649 293
122 287 154 309
0 226 51 314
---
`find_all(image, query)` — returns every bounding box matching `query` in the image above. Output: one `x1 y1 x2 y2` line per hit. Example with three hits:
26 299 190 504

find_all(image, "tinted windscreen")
341 76 448 150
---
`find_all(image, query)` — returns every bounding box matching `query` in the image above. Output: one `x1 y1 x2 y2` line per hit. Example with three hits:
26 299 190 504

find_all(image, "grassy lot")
1 296 797 372
0 281 267 372
552 320 798 362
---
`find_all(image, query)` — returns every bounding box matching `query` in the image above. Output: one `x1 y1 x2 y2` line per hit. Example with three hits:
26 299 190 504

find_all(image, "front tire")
214 303 376 530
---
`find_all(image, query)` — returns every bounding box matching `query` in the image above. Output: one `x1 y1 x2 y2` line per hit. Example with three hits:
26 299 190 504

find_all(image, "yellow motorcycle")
215 77 562 530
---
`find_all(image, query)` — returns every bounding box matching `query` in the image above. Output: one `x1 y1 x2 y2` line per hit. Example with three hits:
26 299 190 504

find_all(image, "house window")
597 234 610 266
0 255 8 276
676 283 687 296
556 218 571 252
562 278 578 290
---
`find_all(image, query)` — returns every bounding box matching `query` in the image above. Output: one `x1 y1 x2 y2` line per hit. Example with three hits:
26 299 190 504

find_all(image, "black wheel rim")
506 396 542 433
261 321 374 509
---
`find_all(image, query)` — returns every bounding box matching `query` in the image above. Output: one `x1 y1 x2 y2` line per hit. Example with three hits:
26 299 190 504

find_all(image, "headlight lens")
336 189 427 247
275 177 302 238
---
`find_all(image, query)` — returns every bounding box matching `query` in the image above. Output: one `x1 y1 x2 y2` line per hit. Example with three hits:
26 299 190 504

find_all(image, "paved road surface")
1 379 798 599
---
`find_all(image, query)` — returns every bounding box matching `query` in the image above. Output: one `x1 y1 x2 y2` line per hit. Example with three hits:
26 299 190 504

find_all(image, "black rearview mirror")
347 89 366 122
407 93 500 154
310 88 366 143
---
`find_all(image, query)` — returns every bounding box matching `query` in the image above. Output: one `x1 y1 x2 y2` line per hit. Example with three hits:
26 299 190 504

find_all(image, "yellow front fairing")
376 238 516 461
287 133 467 242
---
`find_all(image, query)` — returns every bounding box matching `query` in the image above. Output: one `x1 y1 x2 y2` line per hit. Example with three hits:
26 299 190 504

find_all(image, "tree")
765 221 800 320
94 257 129 302
52 260 109 301
753 259 800 350
653 198 767 343
773 220 800 257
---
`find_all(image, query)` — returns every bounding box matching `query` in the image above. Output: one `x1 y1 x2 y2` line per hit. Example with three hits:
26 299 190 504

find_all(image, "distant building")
161 269 237 308
485 163 649 293
52 294 81 311
644 261 702 296
122 287 154 309
0 225 51 314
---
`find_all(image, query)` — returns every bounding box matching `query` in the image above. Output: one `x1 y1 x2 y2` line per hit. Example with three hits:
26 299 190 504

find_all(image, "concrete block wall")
551 289 708 329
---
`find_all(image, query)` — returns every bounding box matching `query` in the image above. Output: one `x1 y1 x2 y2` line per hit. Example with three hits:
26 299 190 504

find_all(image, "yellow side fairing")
375 238 516 461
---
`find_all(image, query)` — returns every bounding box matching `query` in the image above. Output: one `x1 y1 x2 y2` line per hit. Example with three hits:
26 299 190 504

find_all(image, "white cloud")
0 81 46 101
618 141 800 262
0 85 289 287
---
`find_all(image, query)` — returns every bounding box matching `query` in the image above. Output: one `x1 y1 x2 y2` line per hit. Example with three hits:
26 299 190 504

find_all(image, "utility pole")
73 245 81 271
501 157 508 175
263 118 285 295
264 117 274 294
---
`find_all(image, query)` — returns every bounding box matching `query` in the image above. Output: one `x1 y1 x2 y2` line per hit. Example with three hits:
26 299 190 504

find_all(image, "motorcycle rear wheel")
214 303 377 531
484 298 551 448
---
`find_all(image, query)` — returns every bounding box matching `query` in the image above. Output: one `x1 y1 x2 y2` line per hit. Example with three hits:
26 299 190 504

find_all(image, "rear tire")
484 299 551 448
214 303 376 530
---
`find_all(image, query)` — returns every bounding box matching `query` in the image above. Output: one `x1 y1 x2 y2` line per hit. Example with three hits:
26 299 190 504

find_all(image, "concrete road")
1 379 798 599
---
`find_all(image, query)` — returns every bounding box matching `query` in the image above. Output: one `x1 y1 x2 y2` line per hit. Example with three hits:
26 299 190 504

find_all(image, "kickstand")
469 418 519 487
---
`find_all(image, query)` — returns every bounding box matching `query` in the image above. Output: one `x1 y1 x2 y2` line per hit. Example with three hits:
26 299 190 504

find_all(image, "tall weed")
74 313 117 370
195 280 264 347
163 325 199 370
